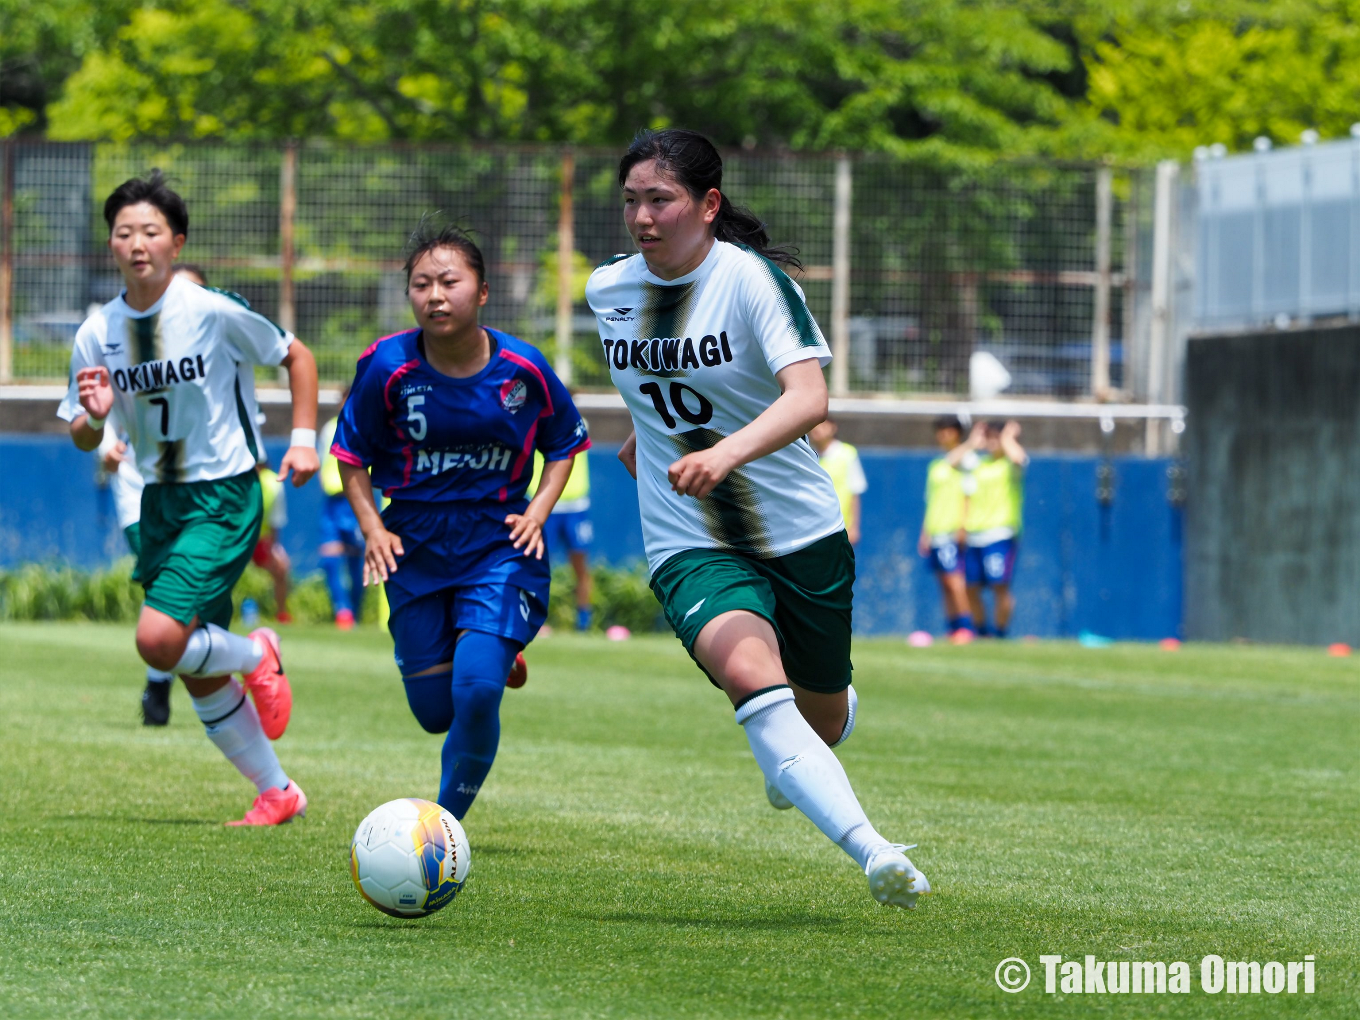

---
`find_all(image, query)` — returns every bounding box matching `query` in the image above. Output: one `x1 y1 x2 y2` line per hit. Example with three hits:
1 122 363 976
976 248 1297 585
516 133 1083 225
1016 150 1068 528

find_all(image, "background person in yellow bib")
528 444 595 631
317 386 371 630
918 415 974 641
953 420 1027 637
809 418 866 546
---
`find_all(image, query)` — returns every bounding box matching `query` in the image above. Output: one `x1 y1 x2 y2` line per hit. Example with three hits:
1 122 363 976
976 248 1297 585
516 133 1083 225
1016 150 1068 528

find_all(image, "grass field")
1 623 1355 1018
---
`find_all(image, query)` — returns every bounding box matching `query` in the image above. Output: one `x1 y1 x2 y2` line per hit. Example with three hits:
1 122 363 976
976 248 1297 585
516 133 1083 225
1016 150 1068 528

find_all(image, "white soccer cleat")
764 777 794 810
865 843 930 909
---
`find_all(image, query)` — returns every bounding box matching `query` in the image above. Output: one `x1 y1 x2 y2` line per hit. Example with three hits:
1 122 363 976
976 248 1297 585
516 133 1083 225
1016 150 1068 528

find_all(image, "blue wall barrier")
0 435 1182 640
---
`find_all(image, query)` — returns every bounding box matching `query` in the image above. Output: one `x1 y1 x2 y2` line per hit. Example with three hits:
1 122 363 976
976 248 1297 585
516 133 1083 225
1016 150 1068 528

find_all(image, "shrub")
546 561 666 633
0 560 668 634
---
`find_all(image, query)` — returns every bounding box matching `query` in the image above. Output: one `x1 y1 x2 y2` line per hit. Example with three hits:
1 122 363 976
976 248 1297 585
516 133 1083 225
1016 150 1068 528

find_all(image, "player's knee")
720 646 785 697
135 624 187 672
403 673 454 733
453 679 504 731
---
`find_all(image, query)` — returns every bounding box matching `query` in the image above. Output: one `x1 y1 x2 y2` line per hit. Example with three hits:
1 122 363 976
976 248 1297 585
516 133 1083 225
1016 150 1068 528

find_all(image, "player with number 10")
586 129 930 909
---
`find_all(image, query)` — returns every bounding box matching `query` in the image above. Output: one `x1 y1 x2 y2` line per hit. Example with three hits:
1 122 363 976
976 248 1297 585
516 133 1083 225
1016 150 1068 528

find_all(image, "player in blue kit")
333 223 589 819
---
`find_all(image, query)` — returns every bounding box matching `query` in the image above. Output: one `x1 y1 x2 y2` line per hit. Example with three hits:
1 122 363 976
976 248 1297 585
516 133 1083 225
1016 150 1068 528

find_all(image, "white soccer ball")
350 798 471 917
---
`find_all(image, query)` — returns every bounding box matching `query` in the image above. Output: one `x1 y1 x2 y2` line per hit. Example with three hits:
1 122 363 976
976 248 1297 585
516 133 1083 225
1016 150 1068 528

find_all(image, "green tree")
1082 1 1360 158
0 0 136 135
44 0 1090 161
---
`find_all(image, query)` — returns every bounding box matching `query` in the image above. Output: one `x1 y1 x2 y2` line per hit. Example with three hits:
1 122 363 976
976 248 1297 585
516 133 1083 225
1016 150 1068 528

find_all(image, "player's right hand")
76 366 114 421
917 534 930 557
363 527 404 585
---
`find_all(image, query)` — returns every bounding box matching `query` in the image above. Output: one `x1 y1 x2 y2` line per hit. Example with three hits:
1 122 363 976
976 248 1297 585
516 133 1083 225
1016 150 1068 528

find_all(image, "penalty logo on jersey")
500 378 527 414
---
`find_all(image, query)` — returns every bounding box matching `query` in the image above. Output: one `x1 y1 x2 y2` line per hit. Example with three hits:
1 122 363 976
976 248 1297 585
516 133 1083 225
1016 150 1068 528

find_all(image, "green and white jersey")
58 275 292 484
585 240 843 572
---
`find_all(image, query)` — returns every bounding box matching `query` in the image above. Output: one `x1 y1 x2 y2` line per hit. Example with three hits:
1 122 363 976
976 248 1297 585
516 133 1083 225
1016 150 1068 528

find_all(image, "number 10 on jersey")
639 382 713 429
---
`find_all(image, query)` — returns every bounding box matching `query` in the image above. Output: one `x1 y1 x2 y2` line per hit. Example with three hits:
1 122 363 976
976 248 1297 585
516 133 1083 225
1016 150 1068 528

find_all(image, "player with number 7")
58 170 319 826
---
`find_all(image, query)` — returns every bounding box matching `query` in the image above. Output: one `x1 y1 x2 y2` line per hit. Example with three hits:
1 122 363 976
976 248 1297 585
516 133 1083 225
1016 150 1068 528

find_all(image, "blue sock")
994 625 1009 639
438 632 518 819
346 554 366 617
576 606 593 631
321 555 351 615
403 671 455 734
956 614 975 633
946 615 961 632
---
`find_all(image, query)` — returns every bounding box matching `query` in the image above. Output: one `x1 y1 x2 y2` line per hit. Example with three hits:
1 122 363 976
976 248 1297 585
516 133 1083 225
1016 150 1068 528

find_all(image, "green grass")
0 624 1355 1018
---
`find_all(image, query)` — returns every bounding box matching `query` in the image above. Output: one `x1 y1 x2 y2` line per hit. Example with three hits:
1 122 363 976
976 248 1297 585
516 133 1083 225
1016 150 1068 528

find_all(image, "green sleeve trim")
210 286 288 338
737 244 821 349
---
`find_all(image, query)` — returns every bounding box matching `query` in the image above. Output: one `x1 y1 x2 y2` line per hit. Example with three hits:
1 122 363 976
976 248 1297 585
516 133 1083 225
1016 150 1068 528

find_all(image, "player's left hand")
506 512 546 559
278 445 320 487
101 439 128 473
668 446 736 500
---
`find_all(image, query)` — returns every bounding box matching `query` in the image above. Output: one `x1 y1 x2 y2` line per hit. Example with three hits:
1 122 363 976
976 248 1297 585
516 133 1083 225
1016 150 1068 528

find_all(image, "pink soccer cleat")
243 627 292 740
506 652 528 689
226 782 307 826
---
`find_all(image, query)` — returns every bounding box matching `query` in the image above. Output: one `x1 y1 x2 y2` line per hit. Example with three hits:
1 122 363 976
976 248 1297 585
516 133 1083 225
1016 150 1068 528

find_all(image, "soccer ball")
350 798 471 917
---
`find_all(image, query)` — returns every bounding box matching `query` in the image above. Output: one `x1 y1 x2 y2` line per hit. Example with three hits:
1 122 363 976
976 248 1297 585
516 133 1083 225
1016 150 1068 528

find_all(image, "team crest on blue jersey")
500 378 527 414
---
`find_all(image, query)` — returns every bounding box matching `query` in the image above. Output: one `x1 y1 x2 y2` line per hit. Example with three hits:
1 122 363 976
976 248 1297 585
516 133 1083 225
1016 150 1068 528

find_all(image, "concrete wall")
1185 325 1360 644
0 434 1183 640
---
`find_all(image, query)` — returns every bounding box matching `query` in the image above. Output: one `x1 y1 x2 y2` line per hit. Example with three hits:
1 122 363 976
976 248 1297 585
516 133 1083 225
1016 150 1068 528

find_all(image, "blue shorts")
965 538 1018 587
926 538 963 575
388 582 546 676
543 510 593 556
380 499 552 675
319 494 364 550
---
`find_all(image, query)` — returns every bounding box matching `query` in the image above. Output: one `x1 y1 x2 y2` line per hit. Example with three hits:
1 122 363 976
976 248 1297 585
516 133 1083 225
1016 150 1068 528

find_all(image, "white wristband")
290 428 317 449
86 414 106 430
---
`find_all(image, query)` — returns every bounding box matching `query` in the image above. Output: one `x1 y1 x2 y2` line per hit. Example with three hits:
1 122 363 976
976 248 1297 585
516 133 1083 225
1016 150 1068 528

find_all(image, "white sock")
145 667 174 683
829 684 858 748
191 679 289 793
736 686 890 870
174 624 263 678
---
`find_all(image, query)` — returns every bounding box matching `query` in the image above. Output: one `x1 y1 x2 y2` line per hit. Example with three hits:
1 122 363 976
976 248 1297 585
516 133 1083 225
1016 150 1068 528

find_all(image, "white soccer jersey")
58 274 292 484
586 240 844 571
97 414 145 530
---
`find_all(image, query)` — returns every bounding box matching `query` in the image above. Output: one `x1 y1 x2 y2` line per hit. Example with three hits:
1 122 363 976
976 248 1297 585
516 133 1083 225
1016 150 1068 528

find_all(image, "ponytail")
618 129 802 271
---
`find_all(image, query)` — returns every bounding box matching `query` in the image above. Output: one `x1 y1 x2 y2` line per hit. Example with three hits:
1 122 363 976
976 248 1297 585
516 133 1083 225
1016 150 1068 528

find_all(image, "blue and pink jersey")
333 327 589 625
332 327 589 506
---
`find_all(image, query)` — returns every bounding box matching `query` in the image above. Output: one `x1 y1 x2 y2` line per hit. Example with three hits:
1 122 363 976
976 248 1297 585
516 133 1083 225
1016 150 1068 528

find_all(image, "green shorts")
134 471 262 630
648 530 855 694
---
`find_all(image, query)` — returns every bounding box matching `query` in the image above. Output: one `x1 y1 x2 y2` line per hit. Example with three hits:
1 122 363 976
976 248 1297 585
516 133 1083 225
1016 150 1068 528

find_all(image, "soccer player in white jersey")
58 171 320 826
586 129 930 909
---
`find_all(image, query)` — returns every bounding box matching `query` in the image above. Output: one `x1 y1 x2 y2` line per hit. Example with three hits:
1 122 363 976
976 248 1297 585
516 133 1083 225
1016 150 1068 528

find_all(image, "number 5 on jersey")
407 395 427 440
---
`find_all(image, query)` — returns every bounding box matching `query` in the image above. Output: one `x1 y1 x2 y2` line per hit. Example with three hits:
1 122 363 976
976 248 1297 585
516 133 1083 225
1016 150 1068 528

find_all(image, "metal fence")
0 140 1152 398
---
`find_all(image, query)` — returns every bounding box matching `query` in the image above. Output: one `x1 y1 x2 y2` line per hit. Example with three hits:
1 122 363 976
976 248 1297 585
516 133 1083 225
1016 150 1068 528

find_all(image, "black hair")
103 169 188 237
933 415 963 434
403 217 485 286
174 263 208 285
986 420 1007 432
618 128 802 270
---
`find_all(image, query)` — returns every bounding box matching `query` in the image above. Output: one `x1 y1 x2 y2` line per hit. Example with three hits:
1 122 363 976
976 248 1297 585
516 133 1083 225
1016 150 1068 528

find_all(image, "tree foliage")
35 0 1087 160
7 0 1360 158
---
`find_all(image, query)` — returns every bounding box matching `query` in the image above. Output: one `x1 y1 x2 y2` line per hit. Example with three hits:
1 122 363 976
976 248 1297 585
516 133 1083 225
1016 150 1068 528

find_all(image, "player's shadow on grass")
588 911 844 930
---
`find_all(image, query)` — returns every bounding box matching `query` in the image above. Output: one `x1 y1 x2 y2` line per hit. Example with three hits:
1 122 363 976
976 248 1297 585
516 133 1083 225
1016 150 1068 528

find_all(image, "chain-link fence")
0 140 1150 398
